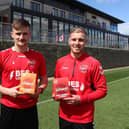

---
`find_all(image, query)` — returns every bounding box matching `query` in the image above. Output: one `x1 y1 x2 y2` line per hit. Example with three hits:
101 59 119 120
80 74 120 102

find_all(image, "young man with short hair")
53 27 107 129
0 19 48 129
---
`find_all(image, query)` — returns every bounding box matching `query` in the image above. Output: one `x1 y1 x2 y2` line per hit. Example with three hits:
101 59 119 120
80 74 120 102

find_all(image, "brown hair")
12 19 30 30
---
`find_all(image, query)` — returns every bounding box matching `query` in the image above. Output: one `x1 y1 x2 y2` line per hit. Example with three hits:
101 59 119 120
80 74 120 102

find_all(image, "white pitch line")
37 98 53 105
37 76 129 105
107 76 129 85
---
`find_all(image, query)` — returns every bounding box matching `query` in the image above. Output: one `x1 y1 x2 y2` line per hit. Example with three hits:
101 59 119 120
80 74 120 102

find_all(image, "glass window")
70 24 74 31
64 23 69 33
52 20 58 32
74 15 79 22
97 31 101 47
60 10 65 18
52 8 58 17
31 2 40 12
79 16 84 23
119 36 128 49
59 22 64 43
32 16 40 42
24 14 32 41
12 0 24 8
88 28 92 46
13 12 22 20
43 4 52 15
2 23 11 40
41 18 48 31
100 32 104 47
64 23 69 44
92 29 96 47
41 17 48 42
12 0 16 6
110 22 117 32
59 22 64 32
102 22 106 29
68 13 74 21
24 14 31 24
52 20 58 42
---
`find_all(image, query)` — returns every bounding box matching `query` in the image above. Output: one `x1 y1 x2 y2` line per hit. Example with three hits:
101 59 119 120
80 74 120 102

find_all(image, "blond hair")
70 27 87 36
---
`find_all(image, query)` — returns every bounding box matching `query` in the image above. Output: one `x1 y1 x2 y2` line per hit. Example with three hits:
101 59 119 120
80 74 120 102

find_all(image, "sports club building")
0 0 129 49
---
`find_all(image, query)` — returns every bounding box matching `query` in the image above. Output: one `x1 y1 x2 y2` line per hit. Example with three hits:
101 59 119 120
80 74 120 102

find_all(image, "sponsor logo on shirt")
80 65 88 73
18 55 26 58
61 66 69 70
69 81 85 92
10 70 30 80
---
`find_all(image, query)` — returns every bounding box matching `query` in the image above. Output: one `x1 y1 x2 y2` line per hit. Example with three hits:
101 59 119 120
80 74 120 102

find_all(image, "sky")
78 0 129 35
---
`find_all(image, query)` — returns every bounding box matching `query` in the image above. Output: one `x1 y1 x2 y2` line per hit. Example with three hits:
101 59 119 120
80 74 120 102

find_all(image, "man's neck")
70 52 83 59
12 46 29 53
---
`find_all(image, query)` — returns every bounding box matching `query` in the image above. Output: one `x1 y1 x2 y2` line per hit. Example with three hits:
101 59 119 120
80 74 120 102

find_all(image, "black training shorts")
59 117 94 129
0 104 38 129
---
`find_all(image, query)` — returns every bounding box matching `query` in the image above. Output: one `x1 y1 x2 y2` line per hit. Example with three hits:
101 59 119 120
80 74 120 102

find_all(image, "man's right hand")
1 85 23 98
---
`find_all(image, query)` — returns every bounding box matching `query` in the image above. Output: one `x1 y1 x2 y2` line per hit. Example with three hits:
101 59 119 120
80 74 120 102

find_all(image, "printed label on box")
52 77 70 100
19 73 37 94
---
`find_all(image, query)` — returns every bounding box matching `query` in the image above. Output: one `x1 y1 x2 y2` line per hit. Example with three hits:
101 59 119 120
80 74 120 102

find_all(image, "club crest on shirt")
28 59 36 66
80 65 88 73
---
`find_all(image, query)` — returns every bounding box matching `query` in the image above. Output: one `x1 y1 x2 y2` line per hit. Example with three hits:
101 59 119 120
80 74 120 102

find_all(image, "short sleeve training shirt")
0 48 47 109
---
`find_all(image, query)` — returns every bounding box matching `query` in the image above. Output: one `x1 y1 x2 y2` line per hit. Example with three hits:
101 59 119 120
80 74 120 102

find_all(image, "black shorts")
59 117 94 129
0 104 38 129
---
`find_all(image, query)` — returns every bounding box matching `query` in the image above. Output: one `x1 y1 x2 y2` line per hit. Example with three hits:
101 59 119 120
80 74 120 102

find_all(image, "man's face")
11 27 31 47
68 32 87 57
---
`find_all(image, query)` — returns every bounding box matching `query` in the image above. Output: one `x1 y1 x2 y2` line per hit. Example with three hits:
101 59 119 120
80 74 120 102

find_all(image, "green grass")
95 77 129 129
1 67 129 129
38 80 53 101
38 67 129 129
38 101 59 129
105 67 129 82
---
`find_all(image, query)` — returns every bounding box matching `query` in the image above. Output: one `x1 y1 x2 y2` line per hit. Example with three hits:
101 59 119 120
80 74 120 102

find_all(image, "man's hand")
30 86 43 98
7 85 22 98
63 95 80 105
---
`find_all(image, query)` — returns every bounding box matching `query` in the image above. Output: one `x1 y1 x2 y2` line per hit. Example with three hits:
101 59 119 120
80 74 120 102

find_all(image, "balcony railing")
0 22 128 50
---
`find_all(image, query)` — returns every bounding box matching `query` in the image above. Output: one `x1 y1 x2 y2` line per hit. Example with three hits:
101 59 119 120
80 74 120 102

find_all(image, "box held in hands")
52 77 70 100
19 73 37 94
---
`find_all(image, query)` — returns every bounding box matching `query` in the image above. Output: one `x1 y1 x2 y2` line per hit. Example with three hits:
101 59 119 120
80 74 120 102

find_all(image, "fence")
0 22 129 50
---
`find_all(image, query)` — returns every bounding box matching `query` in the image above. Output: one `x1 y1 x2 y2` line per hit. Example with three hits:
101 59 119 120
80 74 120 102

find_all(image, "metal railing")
0 22 129 50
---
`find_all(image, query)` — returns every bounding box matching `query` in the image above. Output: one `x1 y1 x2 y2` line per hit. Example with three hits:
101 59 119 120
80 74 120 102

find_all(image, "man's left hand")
63 95 80 105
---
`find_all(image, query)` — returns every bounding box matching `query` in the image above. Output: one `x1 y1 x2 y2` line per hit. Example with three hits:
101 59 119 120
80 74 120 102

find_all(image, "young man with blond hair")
53 27 107 129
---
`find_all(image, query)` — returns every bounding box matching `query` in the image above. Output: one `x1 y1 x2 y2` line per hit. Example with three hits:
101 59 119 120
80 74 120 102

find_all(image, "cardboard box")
52 77 70 100
19 73 37 94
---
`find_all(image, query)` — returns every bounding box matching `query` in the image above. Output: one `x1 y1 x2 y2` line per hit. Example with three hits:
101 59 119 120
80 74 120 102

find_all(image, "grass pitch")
38 67 129 129
1 67 129 129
